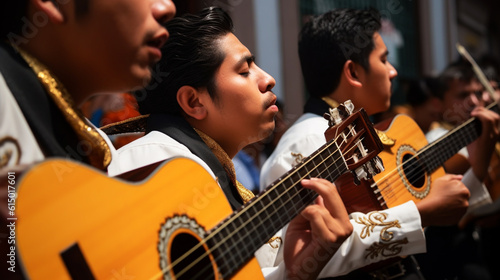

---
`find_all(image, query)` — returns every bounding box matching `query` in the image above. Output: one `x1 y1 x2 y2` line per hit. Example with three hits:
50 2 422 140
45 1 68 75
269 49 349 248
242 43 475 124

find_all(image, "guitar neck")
206 139 348 278
419 101 499 172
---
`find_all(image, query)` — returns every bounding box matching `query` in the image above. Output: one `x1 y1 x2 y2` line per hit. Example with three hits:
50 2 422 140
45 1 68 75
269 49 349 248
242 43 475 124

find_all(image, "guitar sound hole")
402 154 426 189
170 233 215 279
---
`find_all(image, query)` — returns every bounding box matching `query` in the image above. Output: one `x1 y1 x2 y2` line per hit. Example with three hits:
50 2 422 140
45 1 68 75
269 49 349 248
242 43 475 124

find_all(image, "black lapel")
0 42 84 162
303 96 331 116
147 113 244 210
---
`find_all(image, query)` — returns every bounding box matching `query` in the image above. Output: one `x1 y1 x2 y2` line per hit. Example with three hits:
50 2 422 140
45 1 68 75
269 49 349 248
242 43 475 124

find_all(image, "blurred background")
172 0 500 125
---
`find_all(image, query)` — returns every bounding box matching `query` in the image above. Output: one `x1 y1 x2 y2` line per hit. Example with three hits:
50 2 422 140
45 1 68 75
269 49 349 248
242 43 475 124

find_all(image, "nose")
482 91 493 105
152 0 176 24
388 62 398 79
259 68 276 93
468 91 483 107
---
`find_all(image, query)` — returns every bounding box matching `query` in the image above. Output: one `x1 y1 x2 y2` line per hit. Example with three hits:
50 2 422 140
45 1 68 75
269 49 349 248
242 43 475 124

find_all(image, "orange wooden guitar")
336 99 499 214
16 104 383 279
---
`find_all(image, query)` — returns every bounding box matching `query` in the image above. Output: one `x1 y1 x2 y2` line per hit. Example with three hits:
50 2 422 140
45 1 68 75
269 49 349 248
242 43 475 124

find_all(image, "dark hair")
1 0 89 40
135 6 234 115
74 0 90 18
478 54 500 83
406 76 444 106
0 1 29 39
298 8 381 98
437 58 475 100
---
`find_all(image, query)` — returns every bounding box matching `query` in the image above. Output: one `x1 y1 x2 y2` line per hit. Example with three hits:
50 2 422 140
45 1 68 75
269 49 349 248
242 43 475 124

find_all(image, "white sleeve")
0 72 45 166
462 168 492 212
256 201 425 279
107 131 215 178
259 119 426 277
318 201 425 277
261 262 286 280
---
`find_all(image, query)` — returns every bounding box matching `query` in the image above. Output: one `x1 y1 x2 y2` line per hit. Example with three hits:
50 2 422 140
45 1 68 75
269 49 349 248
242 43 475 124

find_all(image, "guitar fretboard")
207 140 348 278
419 101 499 173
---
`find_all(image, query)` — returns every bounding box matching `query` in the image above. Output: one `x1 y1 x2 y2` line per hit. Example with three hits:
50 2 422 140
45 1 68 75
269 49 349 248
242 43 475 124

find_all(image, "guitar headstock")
323 100 385 185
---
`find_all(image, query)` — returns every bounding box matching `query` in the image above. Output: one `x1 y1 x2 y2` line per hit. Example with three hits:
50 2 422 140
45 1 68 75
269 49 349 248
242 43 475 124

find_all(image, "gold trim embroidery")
291 152 304 165
376 129 396 147
321 97 340 109
12 45 111 170
355 211 401 242
0 136 21 168
194 128 255 203
365 238 409 259
0 150 12 168
267 236 282 249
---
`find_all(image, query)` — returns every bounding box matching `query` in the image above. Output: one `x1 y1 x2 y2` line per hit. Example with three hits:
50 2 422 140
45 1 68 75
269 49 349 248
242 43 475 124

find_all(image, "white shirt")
0 72 44 167
0 71 117 169
260 113 426 278
108 131 289 279
109 123 423 279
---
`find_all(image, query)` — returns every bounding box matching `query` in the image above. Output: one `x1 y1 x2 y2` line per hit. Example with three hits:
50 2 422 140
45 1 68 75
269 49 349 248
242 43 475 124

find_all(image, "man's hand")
467 106 500 181
284 178 352 280
417 174 470 227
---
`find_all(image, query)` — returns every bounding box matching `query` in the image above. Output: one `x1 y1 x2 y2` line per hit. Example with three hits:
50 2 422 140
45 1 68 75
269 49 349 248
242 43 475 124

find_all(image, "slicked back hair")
135 6 234 115
1 0 90 40
437 59 475 100
298 8 381 98
0 1 29 39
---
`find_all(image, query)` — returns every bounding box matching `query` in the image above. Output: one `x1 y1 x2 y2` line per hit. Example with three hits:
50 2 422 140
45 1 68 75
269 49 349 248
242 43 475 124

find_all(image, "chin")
262 124 276 139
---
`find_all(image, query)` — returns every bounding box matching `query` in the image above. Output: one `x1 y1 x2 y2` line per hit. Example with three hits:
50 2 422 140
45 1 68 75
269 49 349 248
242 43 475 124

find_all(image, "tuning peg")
324 107 343 127
372 156 384 173
352 170 361 185
353 165 368 185
343 100 355 115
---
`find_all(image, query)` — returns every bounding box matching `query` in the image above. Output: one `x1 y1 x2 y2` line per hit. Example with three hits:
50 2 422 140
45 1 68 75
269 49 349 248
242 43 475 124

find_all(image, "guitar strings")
154 130 357 279
159 102 500 278
152 127 365 279
364 122 471 206
366 101 498 206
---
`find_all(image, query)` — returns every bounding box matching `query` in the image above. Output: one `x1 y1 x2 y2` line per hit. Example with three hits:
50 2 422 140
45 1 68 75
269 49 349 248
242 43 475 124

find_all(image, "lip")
146 31 169 62
265 94 278 112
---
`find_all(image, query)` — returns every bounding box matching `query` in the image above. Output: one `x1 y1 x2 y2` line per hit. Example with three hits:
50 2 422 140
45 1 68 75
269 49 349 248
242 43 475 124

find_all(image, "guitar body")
336 114 446 213
16 158 262 279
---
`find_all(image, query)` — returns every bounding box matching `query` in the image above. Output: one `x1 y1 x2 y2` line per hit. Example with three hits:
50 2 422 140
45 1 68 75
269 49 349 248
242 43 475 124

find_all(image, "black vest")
146 113 244 210
0 42 87 164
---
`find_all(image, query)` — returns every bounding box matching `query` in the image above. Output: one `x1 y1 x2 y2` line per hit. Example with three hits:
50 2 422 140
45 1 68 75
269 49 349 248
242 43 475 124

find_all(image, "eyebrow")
236 55 255 68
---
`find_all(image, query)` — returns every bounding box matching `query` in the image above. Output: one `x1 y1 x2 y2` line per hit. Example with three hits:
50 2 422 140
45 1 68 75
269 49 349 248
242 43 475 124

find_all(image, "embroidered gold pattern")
321 96 340 109
267 236 283 249
0 150 12 168
365 238 409 259
0 137 21 168
375 129 396 147
194 128 255 204
13 45 111 170
355 211 401 242
290 152 304 165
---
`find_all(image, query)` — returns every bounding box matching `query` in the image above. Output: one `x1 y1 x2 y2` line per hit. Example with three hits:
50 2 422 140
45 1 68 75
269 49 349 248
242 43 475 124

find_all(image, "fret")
419 108 488 173
203 107 384 278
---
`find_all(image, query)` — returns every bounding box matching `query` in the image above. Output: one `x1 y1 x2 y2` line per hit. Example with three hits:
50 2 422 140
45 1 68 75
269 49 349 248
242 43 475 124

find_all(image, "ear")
343 60 363 88
429 96 444 113
177 85 208 120
31 0 65 24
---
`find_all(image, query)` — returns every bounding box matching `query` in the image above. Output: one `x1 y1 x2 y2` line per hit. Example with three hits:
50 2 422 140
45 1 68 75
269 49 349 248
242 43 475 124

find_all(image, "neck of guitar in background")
419 101 499 173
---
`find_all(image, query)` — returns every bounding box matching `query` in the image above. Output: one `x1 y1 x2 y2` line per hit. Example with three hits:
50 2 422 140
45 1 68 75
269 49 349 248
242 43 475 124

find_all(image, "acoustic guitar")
16 103 384 279
335 43 500 214
335 97 499 214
